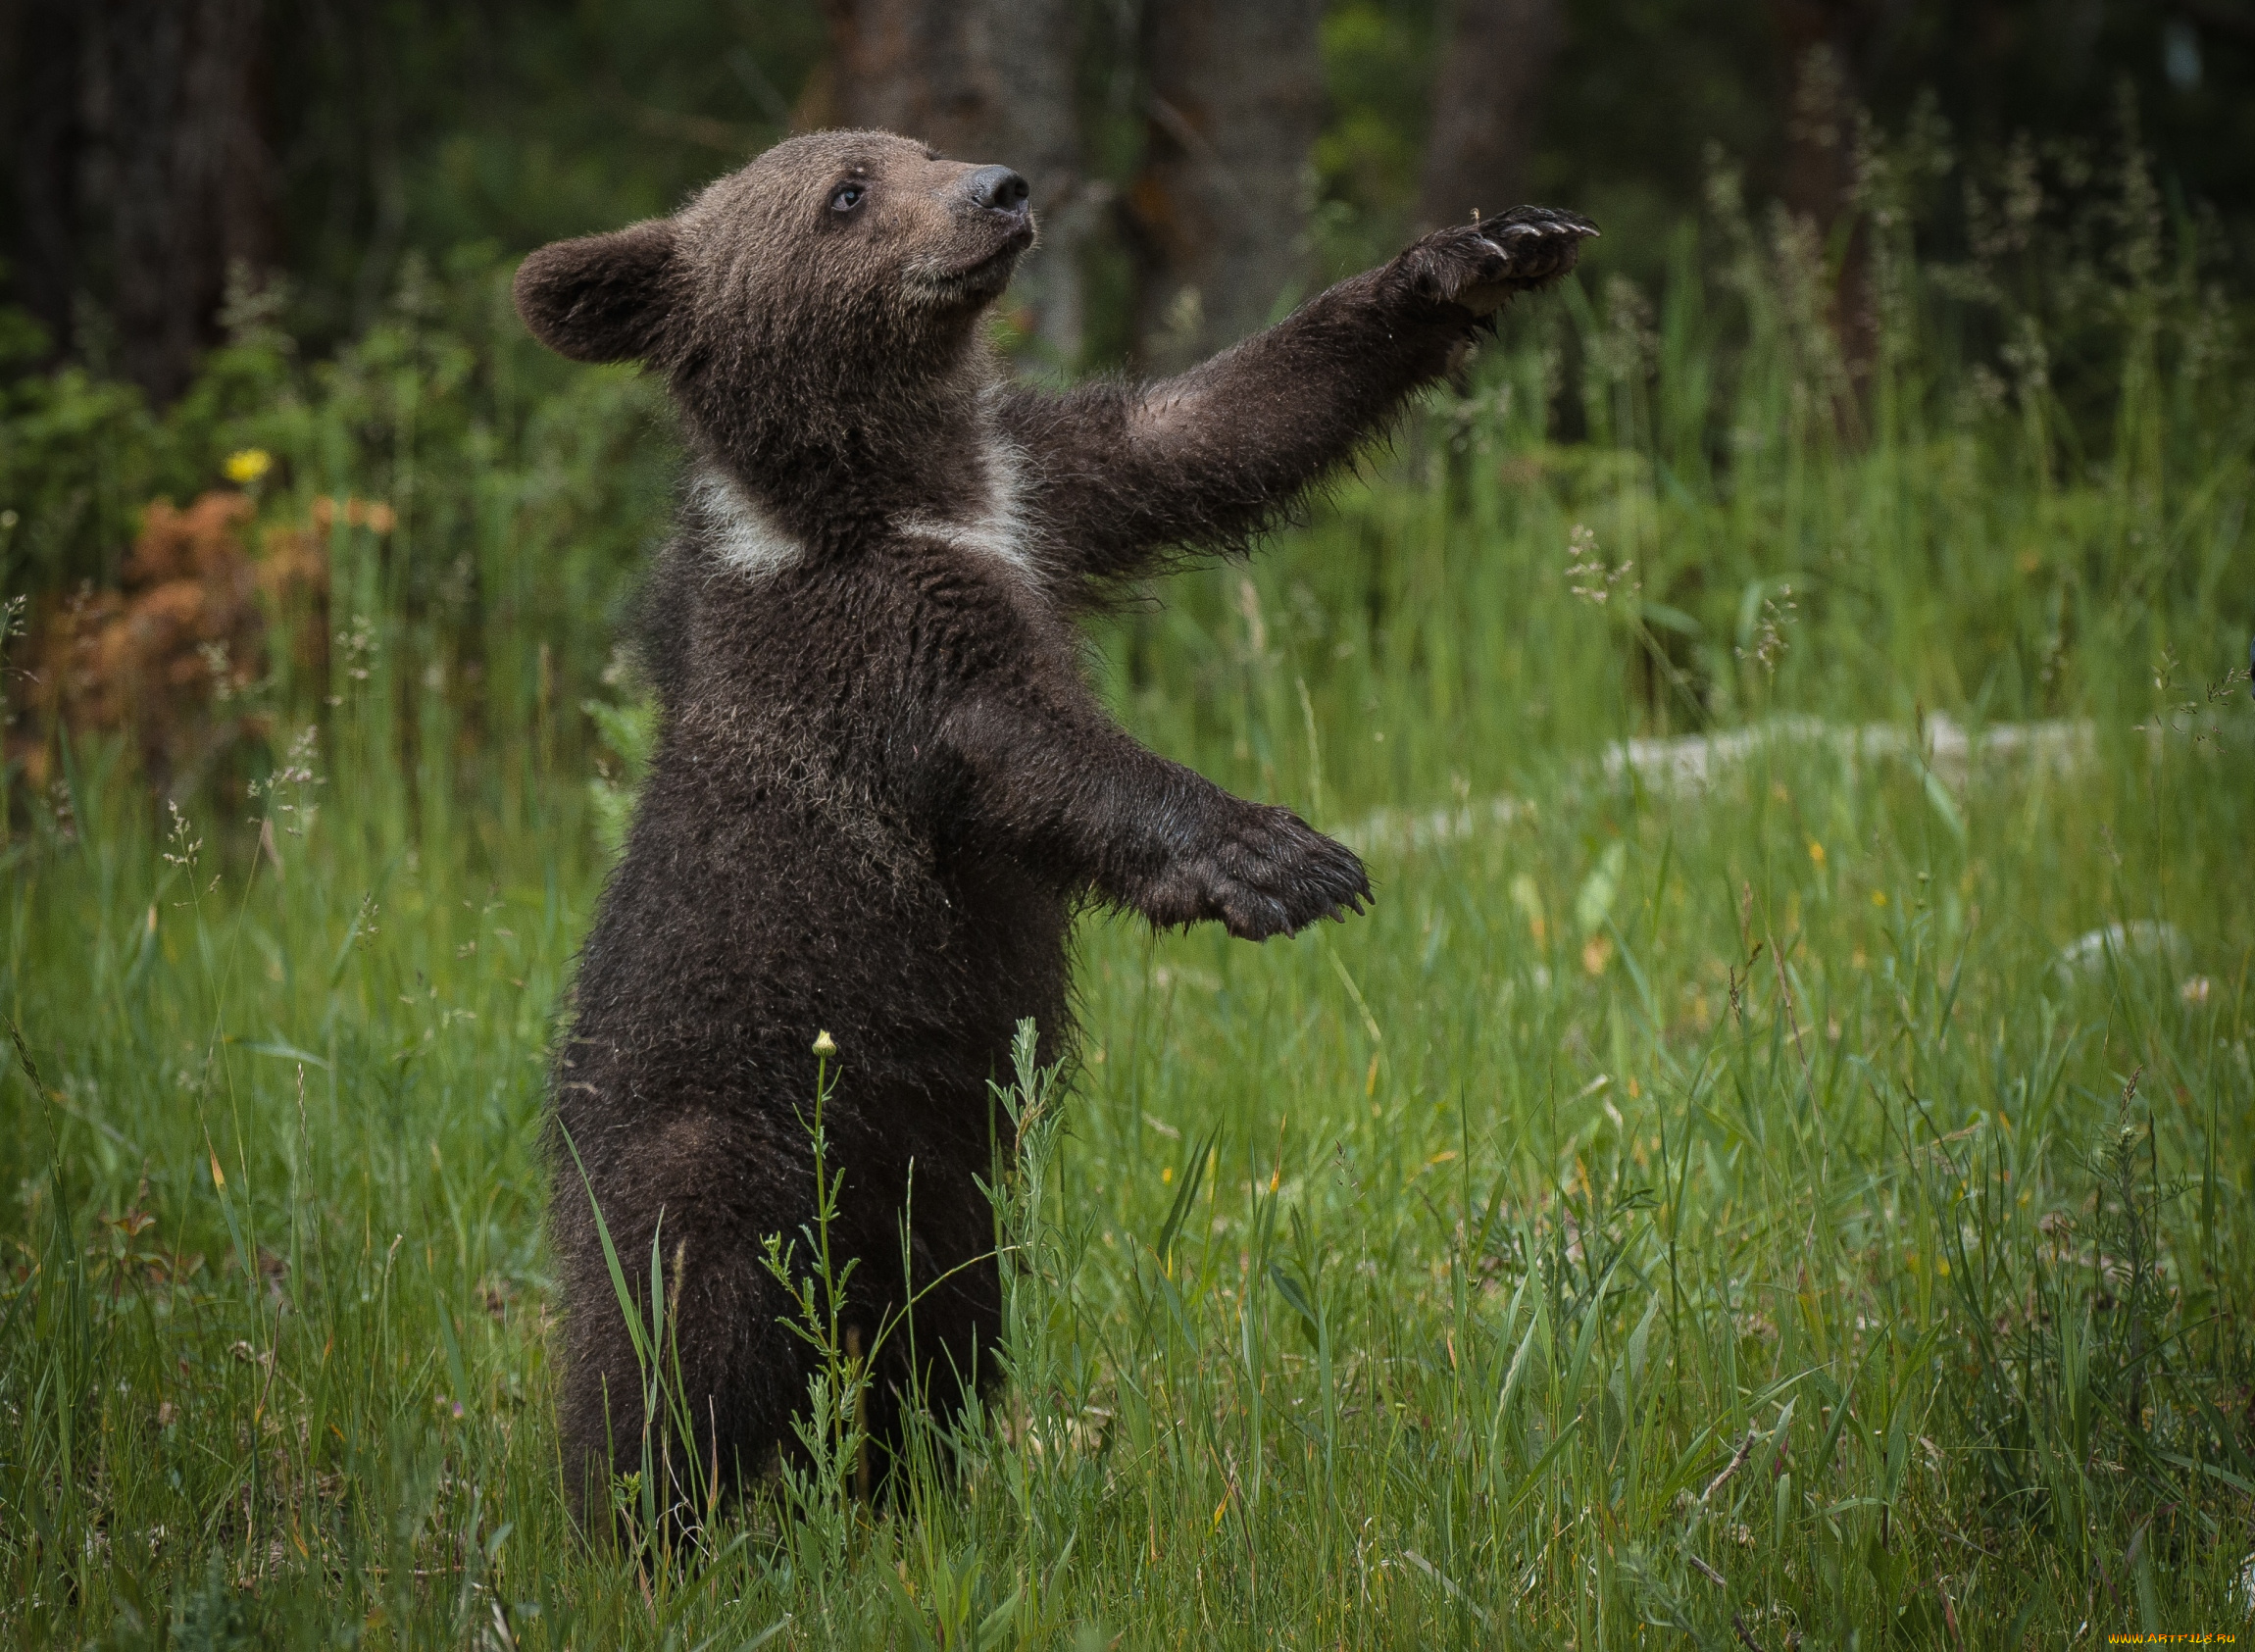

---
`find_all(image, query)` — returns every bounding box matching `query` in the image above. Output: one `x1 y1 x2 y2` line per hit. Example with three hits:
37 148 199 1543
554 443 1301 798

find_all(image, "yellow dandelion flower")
224 448 273 485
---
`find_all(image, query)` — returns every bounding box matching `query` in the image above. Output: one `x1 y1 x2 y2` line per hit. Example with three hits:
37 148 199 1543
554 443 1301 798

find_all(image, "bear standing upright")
515 129 1592 1520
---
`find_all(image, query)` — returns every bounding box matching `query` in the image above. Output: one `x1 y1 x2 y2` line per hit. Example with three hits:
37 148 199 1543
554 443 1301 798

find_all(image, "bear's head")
514 131 1032 497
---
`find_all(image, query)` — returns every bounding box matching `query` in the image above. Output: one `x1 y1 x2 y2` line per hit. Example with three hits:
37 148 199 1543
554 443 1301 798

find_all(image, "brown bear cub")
515 129 1591 1522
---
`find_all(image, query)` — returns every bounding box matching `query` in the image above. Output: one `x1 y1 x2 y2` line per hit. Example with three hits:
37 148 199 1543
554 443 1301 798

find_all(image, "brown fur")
515 129 1591 1524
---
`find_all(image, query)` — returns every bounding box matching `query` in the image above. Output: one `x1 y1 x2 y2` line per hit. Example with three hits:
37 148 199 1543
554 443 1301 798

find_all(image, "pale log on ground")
1416 0 1565 232
819 0 1093 365
1128 0 1326 373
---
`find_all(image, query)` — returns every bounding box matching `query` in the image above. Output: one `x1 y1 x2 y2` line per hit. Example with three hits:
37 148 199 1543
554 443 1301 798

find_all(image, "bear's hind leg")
555 1183 814 1533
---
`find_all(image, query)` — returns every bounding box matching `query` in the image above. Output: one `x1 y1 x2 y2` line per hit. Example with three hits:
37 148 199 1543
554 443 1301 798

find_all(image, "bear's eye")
829 183 866 215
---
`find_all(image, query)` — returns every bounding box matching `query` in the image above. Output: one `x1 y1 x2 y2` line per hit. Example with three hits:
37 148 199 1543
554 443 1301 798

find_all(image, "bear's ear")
513 221 680 364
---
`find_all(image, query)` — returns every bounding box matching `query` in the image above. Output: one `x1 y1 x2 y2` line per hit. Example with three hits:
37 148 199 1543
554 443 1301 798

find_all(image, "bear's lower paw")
1140 804 1372 941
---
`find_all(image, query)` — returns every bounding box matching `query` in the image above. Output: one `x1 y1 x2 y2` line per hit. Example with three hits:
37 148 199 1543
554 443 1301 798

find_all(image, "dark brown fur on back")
516 129 1591 1521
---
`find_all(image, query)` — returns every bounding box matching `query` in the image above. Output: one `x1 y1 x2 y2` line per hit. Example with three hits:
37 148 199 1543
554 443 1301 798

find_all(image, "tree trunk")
1127 0 1326 373
1415 0 1565 233
0 0 275 404
1 0 89 364
1769 0 1895 378
1772 1 1862 230
819 0 1093 368
98 0 275 403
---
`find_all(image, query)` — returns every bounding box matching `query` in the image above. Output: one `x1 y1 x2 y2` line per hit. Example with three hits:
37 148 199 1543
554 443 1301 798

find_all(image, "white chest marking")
693 468 804 578
896 437 1037 576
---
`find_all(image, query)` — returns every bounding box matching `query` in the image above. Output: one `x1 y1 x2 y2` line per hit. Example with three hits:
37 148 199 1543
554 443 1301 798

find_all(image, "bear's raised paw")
1405 208 1599 319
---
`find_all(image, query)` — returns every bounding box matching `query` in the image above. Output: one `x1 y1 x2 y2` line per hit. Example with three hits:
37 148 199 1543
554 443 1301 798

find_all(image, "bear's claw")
1476 206 1599 285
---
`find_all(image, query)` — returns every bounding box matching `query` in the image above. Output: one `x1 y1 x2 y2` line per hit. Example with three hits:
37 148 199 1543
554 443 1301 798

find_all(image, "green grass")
5 140 2255 1646
6 535 2252 1646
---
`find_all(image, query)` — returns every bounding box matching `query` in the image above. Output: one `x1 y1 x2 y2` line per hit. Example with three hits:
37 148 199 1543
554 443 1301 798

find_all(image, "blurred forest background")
1 0 2251 798
6 0 2254 387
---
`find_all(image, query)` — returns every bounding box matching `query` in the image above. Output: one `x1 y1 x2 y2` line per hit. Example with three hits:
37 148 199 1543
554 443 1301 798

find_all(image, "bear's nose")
962 166 1030 213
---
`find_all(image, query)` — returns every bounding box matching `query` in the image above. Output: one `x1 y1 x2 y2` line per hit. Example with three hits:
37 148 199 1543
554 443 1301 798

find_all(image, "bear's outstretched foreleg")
1000 207 1596 588
941 682 1369 939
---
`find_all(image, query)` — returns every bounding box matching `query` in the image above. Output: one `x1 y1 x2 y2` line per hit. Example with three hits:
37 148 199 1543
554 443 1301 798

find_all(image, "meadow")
3 134 2253 1647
